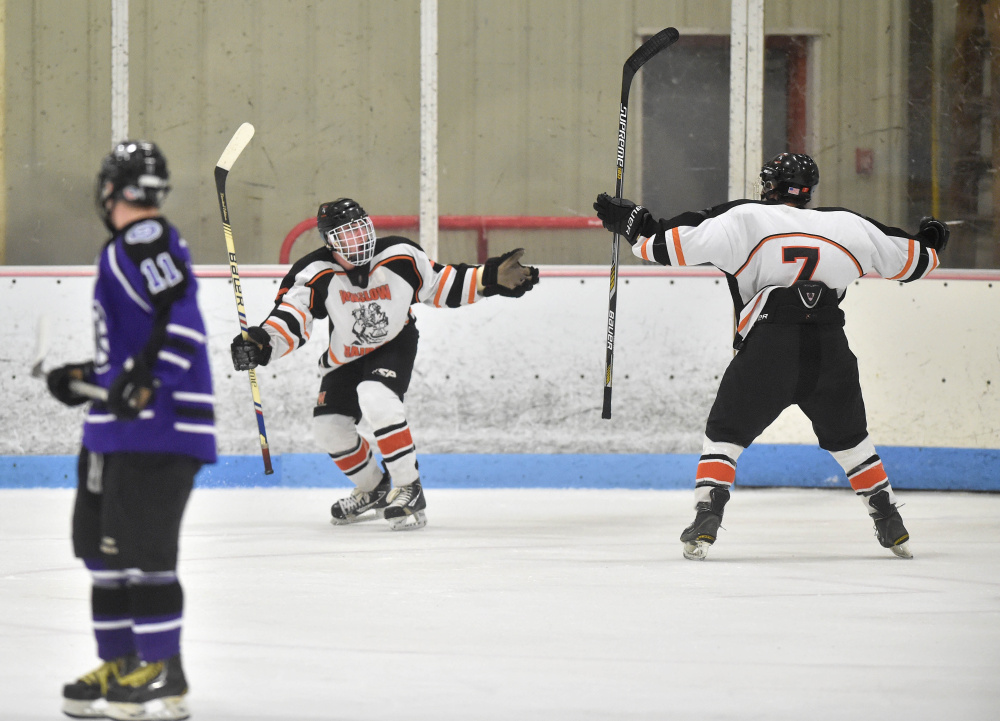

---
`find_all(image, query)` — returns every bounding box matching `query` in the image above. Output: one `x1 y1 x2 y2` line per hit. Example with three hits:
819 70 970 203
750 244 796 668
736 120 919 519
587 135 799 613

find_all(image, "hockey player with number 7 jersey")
594 152 950 561
231 198 539 530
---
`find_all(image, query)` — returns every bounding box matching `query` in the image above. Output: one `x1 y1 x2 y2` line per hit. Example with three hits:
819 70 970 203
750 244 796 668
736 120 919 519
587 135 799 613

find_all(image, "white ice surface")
2 487 998 721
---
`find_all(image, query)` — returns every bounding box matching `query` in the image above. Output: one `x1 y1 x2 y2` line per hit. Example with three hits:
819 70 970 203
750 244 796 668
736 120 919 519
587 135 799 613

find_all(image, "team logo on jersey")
351 302 390 344
92 300 111 374
124 219 163 244
797 282 824 309
344 346 376 358
340 284 391 304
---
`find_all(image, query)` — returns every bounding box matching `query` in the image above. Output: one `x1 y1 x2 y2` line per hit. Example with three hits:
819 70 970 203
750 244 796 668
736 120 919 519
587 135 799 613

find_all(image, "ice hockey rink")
2 486 998 721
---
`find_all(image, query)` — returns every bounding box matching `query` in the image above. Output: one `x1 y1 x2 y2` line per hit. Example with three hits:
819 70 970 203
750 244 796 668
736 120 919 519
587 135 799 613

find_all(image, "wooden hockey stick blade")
31 315 51 378
216 122 255 171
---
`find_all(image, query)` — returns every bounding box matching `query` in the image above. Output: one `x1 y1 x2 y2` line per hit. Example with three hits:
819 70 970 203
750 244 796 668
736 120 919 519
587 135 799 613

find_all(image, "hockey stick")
215 122 274 475
602 27 680 419
31 315 108 401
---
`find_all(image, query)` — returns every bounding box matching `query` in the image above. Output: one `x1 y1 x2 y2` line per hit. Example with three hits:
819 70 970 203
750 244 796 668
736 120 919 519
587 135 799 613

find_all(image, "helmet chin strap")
346 263 371 288
100 198 117 233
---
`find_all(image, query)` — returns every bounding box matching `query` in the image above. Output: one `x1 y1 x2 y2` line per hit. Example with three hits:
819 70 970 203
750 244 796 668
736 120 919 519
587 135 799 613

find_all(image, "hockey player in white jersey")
232 198 538 530
595 153 950 560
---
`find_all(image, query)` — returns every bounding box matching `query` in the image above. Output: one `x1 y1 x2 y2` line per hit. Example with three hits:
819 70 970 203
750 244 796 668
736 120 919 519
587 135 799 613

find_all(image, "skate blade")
890 541 913 559
105 695 189 720
62 697 109 719
387 509 427 531
682 540 711 561
329 508 385 526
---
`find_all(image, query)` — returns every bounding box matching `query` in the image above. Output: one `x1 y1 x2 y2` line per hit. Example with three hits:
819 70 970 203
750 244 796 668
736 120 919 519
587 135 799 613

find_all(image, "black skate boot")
330 471 391 525
680 487 730 560
62 653 139 718
868 489 912 559
382 479 427 531
105 654 189 720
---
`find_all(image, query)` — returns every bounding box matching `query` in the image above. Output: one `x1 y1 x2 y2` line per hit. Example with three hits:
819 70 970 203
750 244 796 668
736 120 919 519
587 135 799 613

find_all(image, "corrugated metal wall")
3 0 912 266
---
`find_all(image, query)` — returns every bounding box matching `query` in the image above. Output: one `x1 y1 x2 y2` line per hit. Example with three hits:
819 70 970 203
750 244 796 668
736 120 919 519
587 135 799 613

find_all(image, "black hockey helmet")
317 198 367 233
760 152 819 205
317 198 377 287
96 140 170 211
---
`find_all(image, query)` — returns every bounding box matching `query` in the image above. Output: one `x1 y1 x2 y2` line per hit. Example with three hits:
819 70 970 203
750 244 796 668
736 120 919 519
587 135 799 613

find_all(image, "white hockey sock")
829 436 897 509
313 413 383 491
358 381 419 485
693 436 744 505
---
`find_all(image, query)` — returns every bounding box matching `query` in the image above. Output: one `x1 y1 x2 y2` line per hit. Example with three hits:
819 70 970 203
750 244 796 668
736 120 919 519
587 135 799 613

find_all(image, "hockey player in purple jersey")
231 198 538 530
46 140 215 720
595 152 950 561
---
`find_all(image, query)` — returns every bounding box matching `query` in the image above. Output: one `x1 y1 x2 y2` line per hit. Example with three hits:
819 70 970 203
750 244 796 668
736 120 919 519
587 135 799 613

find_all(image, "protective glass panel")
2 1 997 269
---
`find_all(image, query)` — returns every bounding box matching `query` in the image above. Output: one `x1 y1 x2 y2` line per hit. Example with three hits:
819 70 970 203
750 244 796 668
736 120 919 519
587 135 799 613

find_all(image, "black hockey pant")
705 322 869 453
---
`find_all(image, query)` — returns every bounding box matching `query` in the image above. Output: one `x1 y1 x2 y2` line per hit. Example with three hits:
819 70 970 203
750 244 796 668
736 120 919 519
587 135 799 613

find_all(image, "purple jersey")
82 217 217 463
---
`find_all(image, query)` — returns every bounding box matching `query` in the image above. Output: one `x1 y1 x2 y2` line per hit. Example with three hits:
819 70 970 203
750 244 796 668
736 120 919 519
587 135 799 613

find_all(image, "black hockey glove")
46 361 96 407
481 248 539 298
593 193 653 246
231 325 273 370
918 216 950 252
106 357 157 420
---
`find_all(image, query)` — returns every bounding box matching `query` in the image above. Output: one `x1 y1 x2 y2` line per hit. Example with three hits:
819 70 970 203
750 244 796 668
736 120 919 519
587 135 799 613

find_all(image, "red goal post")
280 214 605 264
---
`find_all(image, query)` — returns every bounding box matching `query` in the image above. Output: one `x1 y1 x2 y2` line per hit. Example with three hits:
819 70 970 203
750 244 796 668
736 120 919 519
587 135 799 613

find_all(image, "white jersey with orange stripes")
631 200 940 342
260 236 482 367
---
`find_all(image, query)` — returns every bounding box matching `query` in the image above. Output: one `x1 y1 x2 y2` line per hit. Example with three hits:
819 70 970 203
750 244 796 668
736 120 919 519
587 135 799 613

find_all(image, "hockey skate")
868 489 912 559
330 471 391 525
62 653 139 719
105 654 189 721
382 479 427 531
680 487 730 560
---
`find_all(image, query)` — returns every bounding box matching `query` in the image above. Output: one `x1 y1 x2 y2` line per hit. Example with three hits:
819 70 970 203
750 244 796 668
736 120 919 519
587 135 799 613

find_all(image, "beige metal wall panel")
435 1 638 265
765 0 909 225
5 1 111 265
647 0 729 32
127 0 421 265
0 0 919 266
468 1 529 214
822 1 906 222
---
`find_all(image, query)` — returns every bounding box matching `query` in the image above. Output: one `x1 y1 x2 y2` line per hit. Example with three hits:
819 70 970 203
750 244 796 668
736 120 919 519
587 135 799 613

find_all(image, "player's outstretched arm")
479 248 539 298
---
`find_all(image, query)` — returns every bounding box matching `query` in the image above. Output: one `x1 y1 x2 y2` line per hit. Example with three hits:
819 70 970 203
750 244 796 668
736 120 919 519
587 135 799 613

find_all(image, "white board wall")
2 266 996 457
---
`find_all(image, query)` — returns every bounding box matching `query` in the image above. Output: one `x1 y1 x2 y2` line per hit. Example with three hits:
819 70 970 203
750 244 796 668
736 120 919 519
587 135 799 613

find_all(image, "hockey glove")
481 248 540 298
231 325 273 370
46 361 96 407
106 357 157 420
593 193 653 246
918 216 950 252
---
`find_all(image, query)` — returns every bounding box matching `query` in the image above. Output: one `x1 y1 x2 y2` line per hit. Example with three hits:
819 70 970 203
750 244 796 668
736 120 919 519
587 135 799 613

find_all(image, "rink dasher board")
1 266 996 490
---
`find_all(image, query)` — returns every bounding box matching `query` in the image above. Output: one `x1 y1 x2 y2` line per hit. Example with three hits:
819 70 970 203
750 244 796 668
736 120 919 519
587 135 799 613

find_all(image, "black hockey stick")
215 123 274 475
602 27 680 419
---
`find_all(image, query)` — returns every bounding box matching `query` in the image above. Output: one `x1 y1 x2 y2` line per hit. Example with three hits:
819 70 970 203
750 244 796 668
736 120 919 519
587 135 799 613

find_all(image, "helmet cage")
323 215 377 267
